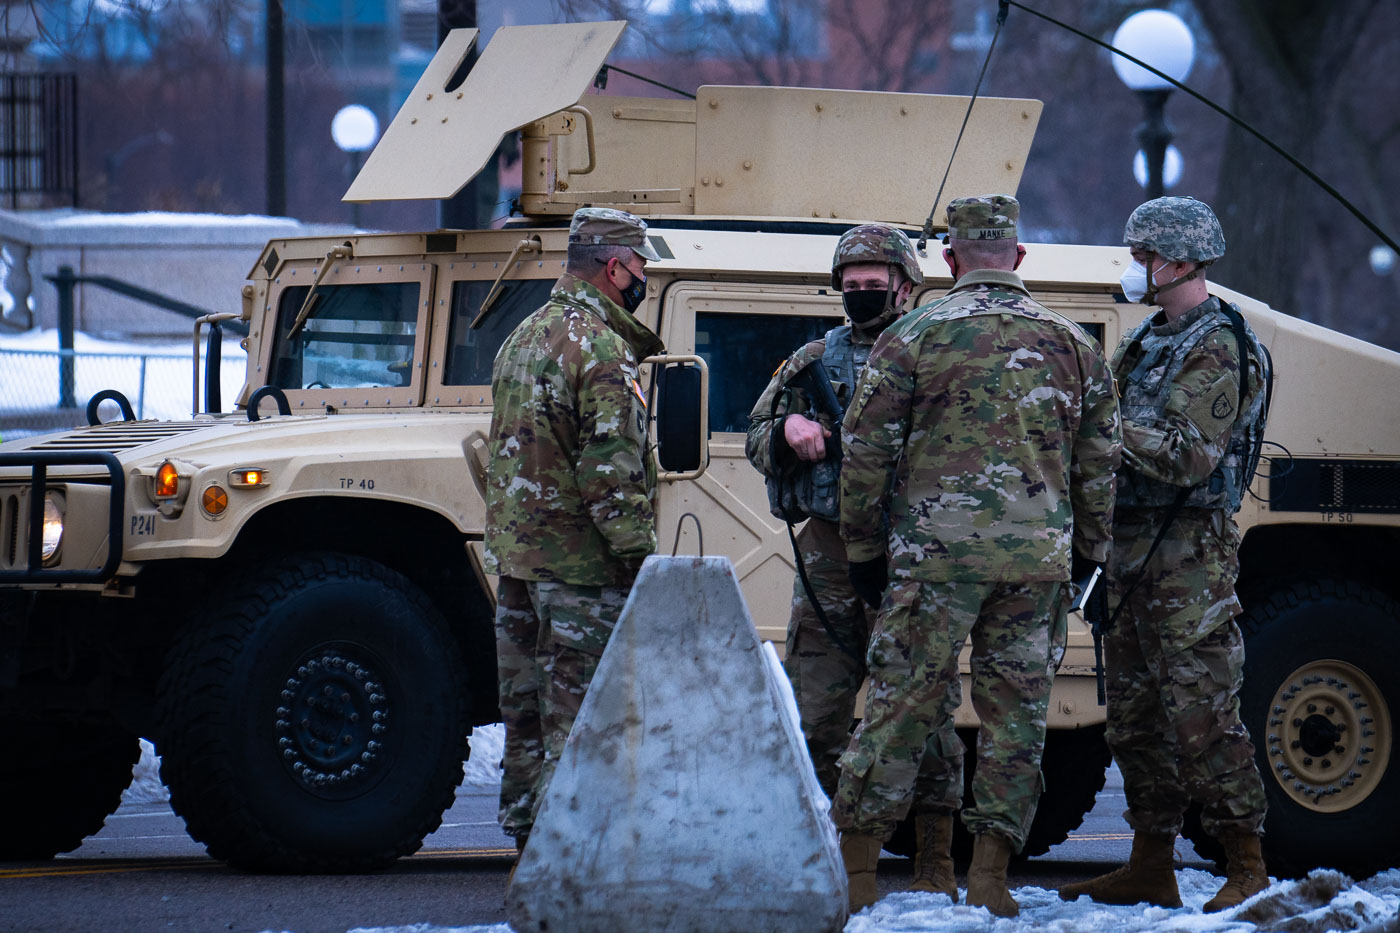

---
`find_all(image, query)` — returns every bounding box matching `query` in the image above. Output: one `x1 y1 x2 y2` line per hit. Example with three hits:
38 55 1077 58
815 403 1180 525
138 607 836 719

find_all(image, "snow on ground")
122 739 168 805
463 723 506 788
340 869 1400 933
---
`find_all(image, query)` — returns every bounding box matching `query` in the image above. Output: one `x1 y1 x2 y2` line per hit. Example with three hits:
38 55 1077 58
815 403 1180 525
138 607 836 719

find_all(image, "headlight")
41 492 64 564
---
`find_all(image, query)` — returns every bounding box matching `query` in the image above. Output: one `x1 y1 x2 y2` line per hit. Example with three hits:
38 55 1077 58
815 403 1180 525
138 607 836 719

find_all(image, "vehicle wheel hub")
1264 659 1390 813
274 651 389 796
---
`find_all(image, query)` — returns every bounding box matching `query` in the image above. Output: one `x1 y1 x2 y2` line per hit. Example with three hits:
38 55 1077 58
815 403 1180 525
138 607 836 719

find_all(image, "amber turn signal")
202 485 229 515
228 468 270 488
155 461 180 499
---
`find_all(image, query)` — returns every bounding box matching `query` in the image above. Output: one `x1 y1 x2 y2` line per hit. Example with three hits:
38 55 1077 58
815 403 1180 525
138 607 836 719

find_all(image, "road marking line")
413 847 517 859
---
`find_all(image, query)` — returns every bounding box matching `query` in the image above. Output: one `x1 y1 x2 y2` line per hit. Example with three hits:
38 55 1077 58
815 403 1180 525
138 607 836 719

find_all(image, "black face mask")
617 265 647 314
842 288 890 326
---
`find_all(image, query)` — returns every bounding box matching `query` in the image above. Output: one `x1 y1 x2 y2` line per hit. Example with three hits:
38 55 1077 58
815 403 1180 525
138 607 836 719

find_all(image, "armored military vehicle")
2 21 1396 877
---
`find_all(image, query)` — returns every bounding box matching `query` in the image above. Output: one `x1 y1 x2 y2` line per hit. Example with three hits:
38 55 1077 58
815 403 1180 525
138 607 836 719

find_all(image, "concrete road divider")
506 555 847 933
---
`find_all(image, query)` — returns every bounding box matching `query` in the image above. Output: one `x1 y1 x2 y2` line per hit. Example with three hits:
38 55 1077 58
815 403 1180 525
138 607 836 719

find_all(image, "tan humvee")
1 21 1397 877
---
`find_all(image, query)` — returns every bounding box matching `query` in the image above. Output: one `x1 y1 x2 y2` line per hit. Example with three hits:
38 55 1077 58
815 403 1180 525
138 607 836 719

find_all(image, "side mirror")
645 355 709 481
204 321 223 413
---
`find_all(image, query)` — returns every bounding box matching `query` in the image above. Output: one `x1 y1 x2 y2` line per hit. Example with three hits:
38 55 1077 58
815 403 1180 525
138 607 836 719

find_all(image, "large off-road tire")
1181 579 1398 879
885 724 1111 861
156 553 471 873
0 721 139 860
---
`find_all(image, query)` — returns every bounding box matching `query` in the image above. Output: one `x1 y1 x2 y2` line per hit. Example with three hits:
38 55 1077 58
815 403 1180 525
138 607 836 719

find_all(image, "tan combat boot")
1058 831 1182 907
965 833 1019 918
1203 833 1268 912
908 812 958 901
841 833 884 912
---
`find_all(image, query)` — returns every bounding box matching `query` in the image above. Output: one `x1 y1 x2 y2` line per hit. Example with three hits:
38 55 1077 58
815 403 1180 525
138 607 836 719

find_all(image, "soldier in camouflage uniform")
833 195 1122 917
484 208 664 858
1059 197 1270 914
746 225 962 901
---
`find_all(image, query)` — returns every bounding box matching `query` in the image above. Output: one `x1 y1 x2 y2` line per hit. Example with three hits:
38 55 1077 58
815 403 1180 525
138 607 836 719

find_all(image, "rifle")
785 358 843 460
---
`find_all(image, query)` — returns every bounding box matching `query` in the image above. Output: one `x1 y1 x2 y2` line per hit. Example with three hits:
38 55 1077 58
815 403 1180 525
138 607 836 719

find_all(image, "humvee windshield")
271 283 421 390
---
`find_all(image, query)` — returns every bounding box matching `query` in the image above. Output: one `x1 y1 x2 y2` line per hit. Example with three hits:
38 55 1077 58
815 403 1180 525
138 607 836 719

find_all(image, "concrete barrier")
507 555 847 933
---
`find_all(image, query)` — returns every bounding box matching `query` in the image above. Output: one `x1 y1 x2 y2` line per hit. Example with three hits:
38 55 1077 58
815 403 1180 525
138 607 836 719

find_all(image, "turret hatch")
344 21 626 202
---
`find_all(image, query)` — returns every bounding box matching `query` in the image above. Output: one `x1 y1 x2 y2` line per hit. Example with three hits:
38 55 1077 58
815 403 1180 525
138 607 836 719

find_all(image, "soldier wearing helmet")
834 196 1121 916
1060 196 1271 913
745 223 962 900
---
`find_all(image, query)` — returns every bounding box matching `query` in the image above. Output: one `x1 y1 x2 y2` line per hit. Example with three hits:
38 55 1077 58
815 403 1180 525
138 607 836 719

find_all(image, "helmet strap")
1143 257 1199 304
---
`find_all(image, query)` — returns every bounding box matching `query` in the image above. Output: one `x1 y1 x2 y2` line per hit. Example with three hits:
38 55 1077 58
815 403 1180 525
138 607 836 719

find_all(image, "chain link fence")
1 344 247 440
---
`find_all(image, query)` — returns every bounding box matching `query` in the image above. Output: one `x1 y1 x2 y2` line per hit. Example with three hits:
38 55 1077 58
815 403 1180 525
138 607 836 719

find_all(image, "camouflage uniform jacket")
745 323 876 476
484 273 665 586
840 269 1122 582
1112 295 1266 512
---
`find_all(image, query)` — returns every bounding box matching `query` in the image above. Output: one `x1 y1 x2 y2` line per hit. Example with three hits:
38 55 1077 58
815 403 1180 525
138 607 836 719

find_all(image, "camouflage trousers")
785 518 957 808
830 579 1067 849
1104 509 1267 837
494 575 631 839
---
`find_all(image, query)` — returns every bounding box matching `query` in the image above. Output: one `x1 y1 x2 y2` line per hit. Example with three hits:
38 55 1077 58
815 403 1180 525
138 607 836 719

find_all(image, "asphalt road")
0 765 1212 933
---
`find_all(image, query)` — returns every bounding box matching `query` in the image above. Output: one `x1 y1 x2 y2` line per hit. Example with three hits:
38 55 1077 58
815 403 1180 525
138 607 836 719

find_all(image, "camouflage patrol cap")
1124 196 1225 263
945 194 1019 241
568 207 661 261
830 223 925 289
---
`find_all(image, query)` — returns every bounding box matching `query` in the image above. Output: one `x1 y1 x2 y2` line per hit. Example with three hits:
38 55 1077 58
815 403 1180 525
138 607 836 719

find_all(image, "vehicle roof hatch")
344 20 626 203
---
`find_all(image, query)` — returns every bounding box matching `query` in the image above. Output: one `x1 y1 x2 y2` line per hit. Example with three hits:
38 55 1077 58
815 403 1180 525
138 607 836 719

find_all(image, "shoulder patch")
1211 392 1234 420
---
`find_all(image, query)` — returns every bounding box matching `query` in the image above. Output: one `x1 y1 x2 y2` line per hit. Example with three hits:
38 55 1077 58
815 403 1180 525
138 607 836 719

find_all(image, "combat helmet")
830 224 925 289
1124 196 1226 264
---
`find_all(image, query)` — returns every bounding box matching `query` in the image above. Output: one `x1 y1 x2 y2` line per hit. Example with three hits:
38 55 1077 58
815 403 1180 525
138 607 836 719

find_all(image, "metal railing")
0 346 246 440
0 73 78 209
44 265 249 409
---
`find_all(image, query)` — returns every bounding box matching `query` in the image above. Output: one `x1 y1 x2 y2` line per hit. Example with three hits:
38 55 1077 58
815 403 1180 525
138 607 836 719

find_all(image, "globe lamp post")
1112 9 1195 200
331 104 380 228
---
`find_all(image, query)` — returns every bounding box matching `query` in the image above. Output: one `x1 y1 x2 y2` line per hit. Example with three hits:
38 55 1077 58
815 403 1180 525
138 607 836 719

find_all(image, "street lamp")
331 104 380 228
1133 144 1183 191
1370 245 1396 277
1112 9 1195 200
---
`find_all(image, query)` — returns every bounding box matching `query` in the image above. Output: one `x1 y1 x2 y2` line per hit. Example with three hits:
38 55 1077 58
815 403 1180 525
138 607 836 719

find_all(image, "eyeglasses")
597 256 645 280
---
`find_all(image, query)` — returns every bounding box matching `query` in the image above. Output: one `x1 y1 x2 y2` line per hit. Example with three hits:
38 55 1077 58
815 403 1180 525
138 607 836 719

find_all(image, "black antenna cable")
1005 0 1398 254
917 0 1011 253
594 63 697 101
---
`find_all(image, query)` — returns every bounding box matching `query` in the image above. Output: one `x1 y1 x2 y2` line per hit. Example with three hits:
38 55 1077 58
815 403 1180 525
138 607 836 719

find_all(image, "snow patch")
122 739 169 805
342 867 1399 933
463 723 505 788
1234 869 1397 933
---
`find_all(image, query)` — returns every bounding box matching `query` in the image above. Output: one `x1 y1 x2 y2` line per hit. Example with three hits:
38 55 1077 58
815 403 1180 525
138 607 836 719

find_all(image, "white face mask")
1120 260 1150 303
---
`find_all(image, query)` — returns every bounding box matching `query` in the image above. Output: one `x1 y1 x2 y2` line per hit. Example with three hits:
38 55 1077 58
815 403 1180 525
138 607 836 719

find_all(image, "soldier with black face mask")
745 224 961 902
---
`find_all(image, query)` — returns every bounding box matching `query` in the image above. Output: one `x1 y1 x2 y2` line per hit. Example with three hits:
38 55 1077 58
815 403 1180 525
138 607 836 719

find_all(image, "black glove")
1070 551 1103 583
848 556 889 610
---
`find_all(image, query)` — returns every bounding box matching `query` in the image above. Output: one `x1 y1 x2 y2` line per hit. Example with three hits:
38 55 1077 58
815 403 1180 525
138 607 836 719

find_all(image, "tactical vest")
1116 299 1269 513
766 325 870 523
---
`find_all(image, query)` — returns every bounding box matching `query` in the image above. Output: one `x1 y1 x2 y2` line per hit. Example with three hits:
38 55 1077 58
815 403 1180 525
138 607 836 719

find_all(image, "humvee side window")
695 311 832 433
445 279 555 385
271 283 420 390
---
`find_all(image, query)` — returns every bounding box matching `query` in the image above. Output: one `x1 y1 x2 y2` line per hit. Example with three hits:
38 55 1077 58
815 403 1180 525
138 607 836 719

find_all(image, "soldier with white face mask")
1060 196 1272 914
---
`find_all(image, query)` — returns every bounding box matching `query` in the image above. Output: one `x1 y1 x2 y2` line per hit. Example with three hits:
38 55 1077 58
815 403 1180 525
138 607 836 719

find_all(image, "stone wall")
0 209 355 339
